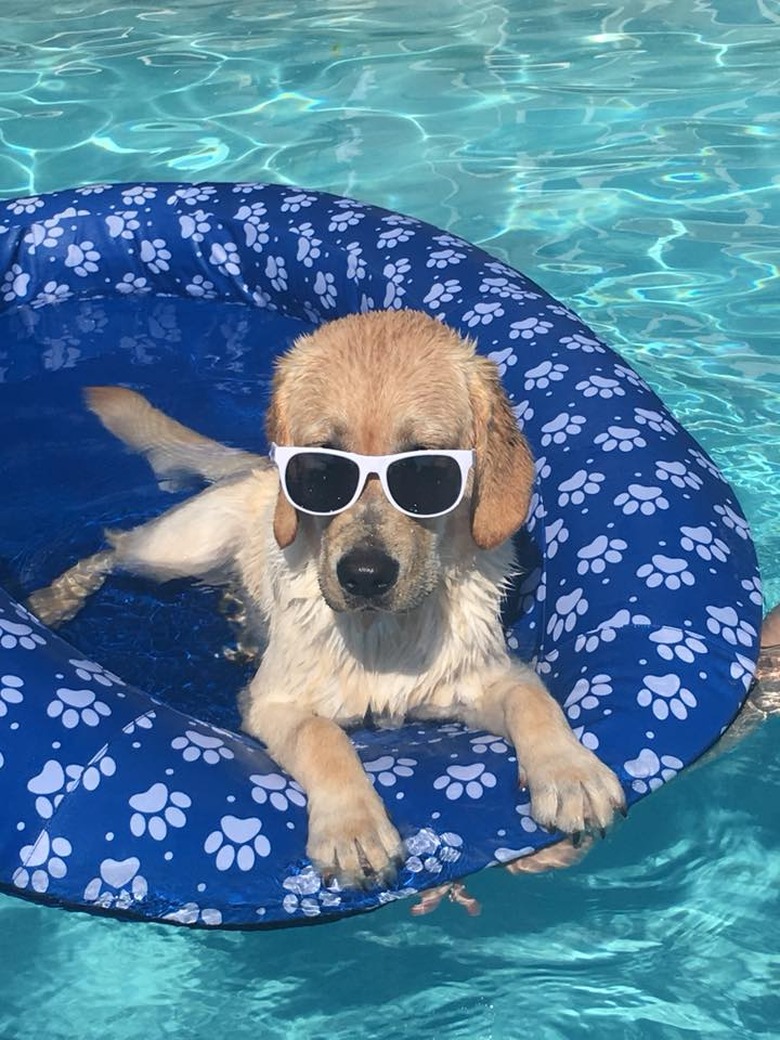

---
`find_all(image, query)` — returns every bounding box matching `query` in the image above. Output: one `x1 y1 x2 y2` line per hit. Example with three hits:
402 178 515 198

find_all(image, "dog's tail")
27 549 115 627
85 386 265 491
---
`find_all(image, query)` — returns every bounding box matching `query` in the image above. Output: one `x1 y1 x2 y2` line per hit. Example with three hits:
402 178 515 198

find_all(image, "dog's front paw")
306 788 404 889
523 742 625 835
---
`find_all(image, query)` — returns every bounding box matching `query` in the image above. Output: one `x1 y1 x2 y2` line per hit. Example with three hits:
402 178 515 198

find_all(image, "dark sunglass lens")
387 455 462 516
284 453 359 513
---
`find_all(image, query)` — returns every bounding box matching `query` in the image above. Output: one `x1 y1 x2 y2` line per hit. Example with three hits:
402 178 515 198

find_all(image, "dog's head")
266 309 534 614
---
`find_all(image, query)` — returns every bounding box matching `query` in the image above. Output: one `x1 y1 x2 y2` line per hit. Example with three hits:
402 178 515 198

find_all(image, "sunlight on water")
0 0 778 1037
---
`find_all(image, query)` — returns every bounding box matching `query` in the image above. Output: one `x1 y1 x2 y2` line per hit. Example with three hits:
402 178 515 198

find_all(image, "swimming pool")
0 0 778 1037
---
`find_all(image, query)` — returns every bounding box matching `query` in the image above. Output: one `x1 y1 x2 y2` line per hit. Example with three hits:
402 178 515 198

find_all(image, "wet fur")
29 310 625 886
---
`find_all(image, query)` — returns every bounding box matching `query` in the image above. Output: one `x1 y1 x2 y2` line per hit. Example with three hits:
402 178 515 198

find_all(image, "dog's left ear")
469 356 535 550
265 388 299 549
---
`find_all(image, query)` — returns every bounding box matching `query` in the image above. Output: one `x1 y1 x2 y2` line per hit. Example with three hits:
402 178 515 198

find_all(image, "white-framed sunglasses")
269 443 475 519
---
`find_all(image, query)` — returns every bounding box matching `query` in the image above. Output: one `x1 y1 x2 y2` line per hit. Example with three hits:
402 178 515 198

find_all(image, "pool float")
0 183 762 927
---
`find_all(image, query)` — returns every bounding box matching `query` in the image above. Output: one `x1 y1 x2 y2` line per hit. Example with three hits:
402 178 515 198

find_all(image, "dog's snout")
337 547 399 600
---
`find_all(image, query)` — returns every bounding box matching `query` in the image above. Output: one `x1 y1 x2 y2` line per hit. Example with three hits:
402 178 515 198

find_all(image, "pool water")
0 1 778 1038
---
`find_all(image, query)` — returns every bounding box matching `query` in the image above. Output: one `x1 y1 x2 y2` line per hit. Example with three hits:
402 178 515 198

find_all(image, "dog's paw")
306 789 405 889
522 742 625 835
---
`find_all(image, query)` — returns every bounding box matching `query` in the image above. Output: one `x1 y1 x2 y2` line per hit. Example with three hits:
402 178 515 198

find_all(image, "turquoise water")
1 0 779 1037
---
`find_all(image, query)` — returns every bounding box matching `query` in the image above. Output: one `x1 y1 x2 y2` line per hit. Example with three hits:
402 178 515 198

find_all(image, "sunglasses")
270 444 475 519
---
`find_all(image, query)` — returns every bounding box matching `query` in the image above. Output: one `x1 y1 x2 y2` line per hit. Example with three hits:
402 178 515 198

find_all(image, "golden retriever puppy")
30 309 625 887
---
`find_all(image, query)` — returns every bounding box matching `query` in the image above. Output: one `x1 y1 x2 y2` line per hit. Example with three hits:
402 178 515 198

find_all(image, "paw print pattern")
1 674 23 717
637 674 697 720
171 730 235 764
624 748 683 793
680 526 729 563
564 674 613 721
208 242 241 277
481 277 541 302
557 469 605 508
69 658 122 687
510 316 553 339
649 626 707 663
705 606 757 648
714 503 751 540
433 763 497 800
524 360 568 391
576 535 627 575
469 734 510 755
559 332 605 354
546 517 569 559
489 346 518 376
117 273 151 295
613 484 669 516
656 460 703 491
265 255 287 292
405 828 464 874
462 301 504 326
236 202 270 252
84 857 148 909
540 412 585 447
575 374 624 399
547 588 588 641
0 617 45 651
634 406 676 434
250 772 306 810
363 755 417 787
179 210 213 242
328 208 365 232
46 687 111 728
594 426 647 453
382 258 410 307
163 902 223 926
2 263 30 301
292 223 322 266
129 783 191 840
106 210 141 239
636 555 694 591
423 279 461 309
281 867 341 916
204 815 271 871
313 270 337 309
426 247 465 269
13 832 72 893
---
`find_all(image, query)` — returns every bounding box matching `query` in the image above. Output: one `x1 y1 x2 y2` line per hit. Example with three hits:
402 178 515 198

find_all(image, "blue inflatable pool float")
0 183 762 927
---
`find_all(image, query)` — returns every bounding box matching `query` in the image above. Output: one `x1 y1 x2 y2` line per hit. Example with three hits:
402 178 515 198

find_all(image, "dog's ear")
265 390 299 549
469 356 535 550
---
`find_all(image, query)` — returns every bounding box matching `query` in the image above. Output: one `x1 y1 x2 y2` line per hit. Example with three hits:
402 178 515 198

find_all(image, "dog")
29 309 625 887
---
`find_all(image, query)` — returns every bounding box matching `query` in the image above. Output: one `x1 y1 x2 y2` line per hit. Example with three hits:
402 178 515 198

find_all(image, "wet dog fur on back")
30 309 624 886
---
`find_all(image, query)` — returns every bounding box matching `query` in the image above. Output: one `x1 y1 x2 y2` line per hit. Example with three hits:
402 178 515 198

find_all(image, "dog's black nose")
337 547 399 599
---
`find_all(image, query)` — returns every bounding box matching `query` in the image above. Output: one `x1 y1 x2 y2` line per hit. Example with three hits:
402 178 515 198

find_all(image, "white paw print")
292 223 322 266
46 687 111 728
69 657 122 687
116 272 151 295
265 255 287 291
236 202 270 251
636 555 694 591
564 673 613 721
140 238 172 274
714 503 751 540
84 856 148 909
741 575 762 607
546 301 580 322
613 484 669 516
171 729 235 765
179 209 213 242
557 469 605 508
129 782 191 840
462 301 504 327
185 273 217 298
313 270 337 309
405 828 464 873
680 525 729 563
25 216 65 252
546 517 569 559
540 411 586 447
106 210 141 239
2 263 30 301
163 903 223 927
124 184 159 204
13 832 72 893
633 406 676 433
523 360 568 391
345 242 367 281
168 185 214 205
8 195 44 214
547 588 588 642
649 626 707 663
280 191 316 212
382 258 410 308
637 674 697 720
469 734 510 755
509 316 553 339
594 425 647 453
575 374 624 399
515 801 540 833
480 276 540 302
363 755 417 787
426 247 466 269
575 608 649 653
705 606 757 648
1 616 46 650
559 332 605 354
576 535 627 575
208 241 241 277
488 346 518 376
423 279 461 309
614 365 650 392
433 762 497 800
0 674 23 716
377 225 414 248
689 446 722 480
730 652 757 689
282 866 341 916
27 759 81 817
624 748 683 794
31 280 73 308
250 772 306 810
328 208 365 232
655 460 703 491
204 815 271 871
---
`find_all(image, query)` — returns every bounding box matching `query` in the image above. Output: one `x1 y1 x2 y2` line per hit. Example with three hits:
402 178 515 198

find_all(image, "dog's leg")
241 694 405 887
462 663 626 835
27 550 115 627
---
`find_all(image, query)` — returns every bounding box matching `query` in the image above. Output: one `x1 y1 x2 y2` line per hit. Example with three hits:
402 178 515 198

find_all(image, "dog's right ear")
265 389 299 549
